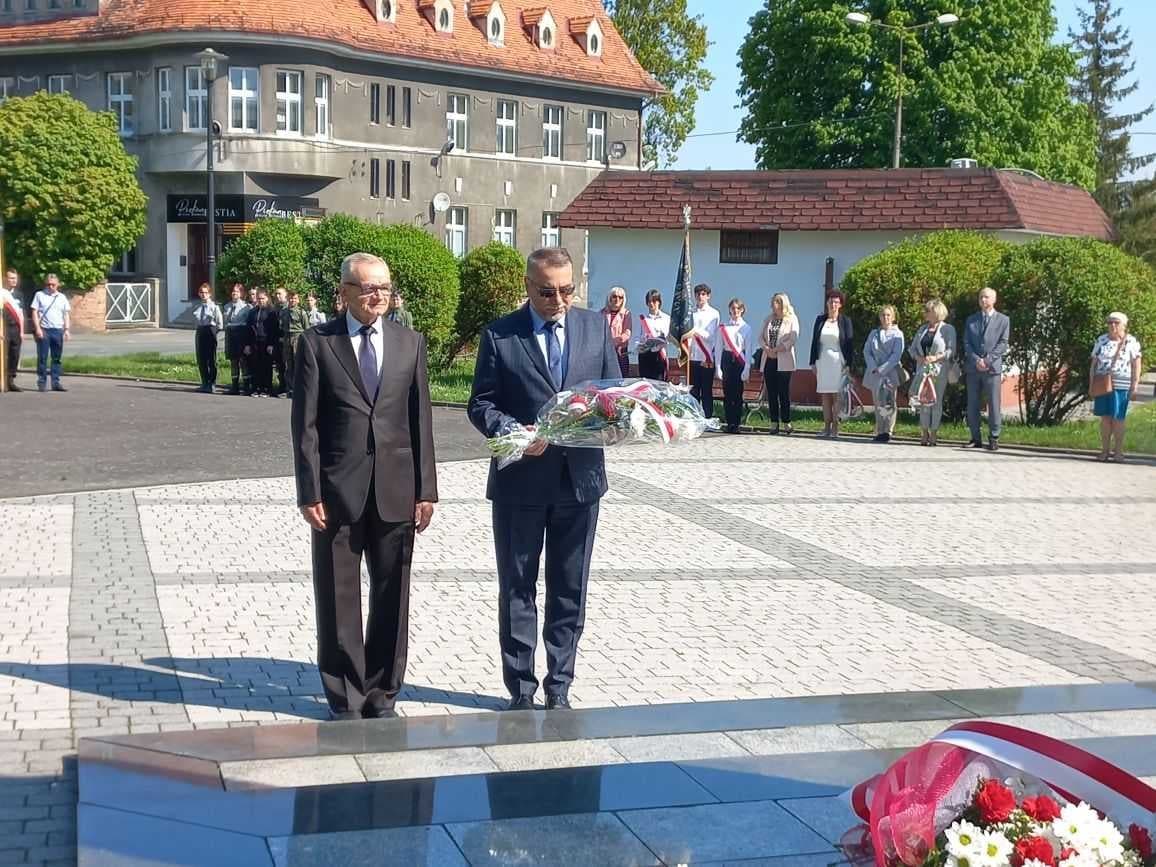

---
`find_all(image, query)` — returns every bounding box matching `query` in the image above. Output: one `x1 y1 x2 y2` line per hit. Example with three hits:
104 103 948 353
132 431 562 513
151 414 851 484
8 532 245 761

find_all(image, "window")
496 99 516 156
542 104 562 160
541 25 554 48
110 246 137 276
385 84 396 126
493 210 516 247
385 159 396 200
47 74 70 94
185 66 207 131
228 67 259 133
369 158 380 198
541 212 560 248
24 0 34 9
48 0 59 7
107 72 134 136
401 86 412 128
157 67 172 132
437 6 450 31
0 77 14 104
719 230 780 265
401 161 411 200
586 110 606 163
369 82 380 124
275 70 302 134
446 92 468 151
488 13 503 45
446 207 468 257
589 32 601 55
1 0 11 11
379 0 394 21
314 74 330 139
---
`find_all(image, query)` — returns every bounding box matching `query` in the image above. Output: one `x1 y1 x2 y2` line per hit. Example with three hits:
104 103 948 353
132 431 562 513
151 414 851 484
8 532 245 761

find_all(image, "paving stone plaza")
3 425 1156 865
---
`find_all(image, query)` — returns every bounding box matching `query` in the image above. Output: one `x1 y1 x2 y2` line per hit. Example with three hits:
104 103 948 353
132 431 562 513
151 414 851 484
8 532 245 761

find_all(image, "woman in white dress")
808 292 854 438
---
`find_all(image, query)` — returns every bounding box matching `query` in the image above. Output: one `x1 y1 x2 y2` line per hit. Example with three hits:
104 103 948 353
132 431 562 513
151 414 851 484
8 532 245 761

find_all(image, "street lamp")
197 48 227 292
846 11 960 168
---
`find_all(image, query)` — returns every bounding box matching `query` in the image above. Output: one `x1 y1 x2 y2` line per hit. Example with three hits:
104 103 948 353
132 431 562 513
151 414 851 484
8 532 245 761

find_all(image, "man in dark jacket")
245 289 280 397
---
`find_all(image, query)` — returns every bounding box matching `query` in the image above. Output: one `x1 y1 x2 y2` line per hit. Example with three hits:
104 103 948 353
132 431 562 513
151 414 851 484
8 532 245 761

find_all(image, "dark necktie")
358 324 379 400
544 321 563 390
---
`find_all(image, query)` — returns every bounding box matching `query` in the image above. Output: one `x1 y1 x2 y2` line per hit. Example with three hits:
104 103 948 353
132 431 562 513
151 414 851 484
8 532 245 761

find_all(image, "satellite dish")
609 141 627 160
432 192 452 213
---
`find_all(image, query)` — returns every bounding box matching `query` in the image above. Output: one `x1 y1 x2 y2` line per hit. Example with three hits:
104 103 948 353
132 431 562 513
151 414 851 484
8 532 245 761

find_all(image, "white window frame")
157 67 172 133
496 99 517 156
107 72 134 137
446 92 469 152
369 158 381 199
275 70 303 136
0 77 15 104
228 66 259 133
314 74 331 139
541 212 560 249
542 104 562 161
586 110 606 164
184 66 207 131
47 74 71 95
446 207 468 258
493 209 516 247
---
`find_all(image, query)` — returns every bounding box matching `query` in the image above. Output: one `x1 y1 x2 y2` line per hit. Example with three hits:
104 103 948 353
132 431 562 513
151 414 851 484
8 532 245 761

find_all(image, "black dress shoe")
363 706 398 720
988 438 1000 452
329 709 360 722
505 695 536 711
6 382 21 392
545 695 571 711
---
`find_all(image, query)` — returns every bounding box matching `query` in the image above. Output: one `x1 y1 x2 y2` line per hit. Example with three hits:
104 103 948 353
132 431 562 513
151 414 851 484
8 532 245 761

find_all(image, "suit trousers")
251 342 274 394
311 487 415 714
762 359 792 424
272 342 286 394
720 354 745 429
966 371 1002 441
195 326 218 388
492 481 600 699
3 315 19 385
637 350 667 382
283 336 298 395
690 360 714 419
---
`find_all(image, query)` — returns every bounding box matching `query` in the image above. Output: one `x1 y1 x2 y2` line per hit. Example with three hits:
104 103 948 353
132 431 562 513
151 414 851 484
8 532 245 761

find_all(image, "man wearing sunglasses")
468 247 620 712
291 252 438 721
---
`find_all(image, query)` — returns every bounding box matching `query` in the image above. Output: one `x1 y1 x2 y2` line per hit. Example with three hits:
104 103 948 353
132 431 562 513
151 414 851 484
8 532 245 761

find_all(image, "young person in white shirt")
688 284 720 419
30 273 71 393
635 289 671 381
716 298 754 433
191 282 224 393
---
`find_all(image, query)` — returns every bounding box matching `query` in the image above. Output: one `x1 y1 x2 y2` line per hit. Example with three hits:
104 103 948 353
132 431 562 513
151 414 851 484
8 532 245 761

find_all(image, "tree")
736 0 1097 188
1117 176 1156 266
447 242 526 364
217 218 308 297
1069 0 1154 216
0 92 146 289
303 213 385 303
991 237 1156 425
604 0 713 168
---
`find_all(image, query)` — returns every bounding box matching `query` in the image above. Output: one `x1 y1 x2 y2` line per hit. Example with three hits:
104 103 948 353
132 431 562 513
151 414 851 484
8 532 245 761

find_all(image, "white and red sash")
692 332 713 363
719 323 745 366
639 314 667 361
1 289 21 328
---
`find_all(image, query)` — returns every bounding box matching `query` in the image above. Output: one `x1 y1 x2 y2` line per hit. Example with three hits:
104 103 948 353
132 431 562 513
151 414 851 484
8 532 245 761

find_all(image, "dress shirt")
306 309 327 327
31 291 70 329
635 310 671 353
192 301 223 331
715 318 753 378
222 300 250 328
347 311 384 378
527 305 568 380
690 304 720 363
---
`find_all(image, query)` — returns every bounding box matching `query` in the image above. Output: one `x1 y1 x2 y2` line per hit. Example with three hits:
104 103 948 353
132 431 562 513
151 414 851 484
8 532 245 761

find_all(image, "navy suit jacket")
468 304 620 505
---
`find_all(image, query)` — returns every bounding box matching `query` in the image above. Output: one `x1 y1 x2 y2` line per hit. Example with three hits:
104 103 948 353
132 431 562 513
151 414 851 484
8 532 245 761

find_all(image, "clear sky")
673 0 1156 176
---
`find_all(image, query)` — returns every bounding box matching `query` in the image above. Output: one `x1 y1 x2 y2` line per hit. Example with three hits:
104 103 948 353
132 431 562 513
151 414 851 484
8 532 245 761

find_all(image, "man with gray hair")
468 247 620 711
291 252 438 720
963 286 1011 451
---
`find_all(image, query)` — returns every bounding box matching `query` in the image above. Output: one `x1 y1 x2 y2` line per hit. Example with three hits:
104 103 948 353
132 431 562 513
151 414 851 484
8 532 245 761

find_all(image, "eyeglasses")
342 281 394 297
531 283 576 299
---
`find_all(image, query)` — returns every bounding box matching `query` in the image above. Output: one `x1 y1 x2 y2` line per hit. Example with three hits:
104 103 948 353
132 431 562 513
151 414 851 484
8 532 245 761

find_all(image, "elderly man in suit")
291 252 437 721
468 247 620 712
963 286 1011 452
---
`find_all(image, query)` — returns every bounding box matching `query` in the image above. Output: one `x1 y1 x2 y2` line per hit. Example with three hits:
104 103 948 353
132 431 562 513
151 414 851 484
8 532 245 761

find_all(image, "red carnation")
976 779 1017 824
1023 795 1063 823
1059 848 1078 861
1130 825 1153 861
1012 836 1055 867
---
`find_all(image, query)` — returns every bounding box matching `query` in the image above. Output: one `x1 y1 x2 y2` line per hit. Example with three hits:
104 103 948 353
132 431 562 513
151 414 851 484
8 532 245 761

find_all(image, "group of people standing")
1 268 73 393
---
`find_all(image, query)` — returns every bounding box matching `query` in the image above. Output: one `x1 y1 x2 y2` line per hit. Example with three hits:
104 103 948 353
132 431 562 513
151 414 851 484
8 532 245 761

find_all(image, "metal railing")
105 282 155 326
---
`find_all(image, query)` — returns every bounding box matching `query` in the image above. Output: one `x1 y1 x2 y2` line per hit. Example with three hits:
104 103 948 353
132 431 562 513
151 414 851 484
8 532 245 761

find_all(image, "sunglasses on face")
343 281 394 297
531 283 576 299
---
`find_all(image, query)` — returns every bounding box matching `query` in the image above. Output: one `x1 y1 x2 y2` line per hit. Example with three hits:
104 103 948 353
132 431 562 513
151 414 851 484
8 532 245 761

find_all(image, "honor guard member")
2 268 23 392
191 283 223 393
282 291 310 398
715 298 754 433
221 282 251 395
271 287 289 396
245 289 281 397
688 284 720 419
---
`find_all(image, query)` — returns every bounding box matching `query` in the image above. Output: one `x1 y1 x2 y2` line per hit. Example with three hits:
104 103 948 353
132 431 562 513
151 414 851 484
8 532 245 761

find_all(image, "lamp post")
197 48 227 292
846 11 960 169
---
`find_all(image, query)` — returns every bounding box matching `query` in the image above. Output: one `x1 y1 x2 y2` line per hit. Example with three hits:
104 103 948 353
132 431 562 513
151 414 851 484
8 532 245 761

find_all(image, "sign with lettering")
166 194 322 223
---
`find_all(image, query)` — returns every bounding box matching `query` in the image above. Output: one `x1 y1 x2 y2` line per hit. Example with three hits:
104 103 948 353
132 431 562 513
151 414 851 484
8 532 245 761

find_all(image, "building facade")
0 0 658 323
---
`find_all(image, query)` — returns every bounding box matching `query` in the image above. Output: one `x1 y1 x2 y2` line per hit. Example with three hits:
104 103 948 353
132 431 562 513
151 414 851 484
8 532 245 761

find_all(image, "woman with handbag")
862 305 906 443
1090 312 1142 462
908 299 958 446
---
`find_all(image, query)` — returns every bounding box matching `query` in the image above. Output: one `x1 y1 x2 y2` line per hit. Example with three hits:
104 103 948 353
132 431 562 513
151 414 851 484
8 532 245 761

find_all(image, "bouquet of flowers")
637 335 669 354
486 378 719 468
843 721 1156 867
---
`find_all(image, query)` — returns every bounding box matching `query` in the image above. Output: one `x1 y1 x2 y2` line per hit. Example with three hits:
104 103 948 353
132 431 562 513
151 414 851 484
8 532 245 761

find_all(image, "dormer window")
570 15 604 57
439 8 450 29
470 1 506 45
420 0 454 32
541 24 553 47
589 31 600 54
489 16 501 40
368 0 396 22
523 7 557 51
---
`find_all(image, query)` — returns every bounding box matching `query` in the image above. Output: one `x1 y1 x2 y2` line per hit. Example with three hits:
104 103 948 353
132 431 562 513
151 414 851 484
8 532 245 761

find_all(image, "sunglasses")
343 281 394 297
531 283 576 299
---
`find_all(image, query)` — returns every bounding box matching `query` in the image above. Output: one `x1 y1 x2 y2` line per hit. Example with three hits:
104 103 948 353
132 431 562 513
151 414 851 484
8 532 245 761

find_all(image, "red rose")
976 779 1017 824
1023 795 1063 823
1012 836 1055 867
1130 824 1154 861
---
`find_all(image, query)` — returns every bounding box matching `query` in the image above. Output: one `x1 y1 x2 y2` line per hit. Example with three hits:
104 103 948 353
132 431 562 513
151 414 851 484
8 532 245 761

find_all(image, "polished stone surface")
678 749 905 803
779 796 863 845
484 738 627 772
606 732 748 763
728 725 870 756
447 812 662 867
269 826 469 867
938 682 1156 716
223 754 367 791
357 746 499 782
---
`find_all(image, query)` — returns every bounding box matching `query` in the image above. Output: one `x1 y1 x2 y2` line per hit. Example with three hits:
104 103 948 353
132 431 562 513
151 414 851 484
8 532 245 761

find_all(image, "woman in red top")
601 287 632 378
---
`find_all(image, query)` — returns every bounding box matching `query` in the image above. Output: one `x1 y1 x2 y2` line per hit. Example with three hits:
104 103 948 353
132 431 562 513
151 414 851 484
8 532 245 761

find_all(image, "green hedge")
217 218 308 297
449 241 526 363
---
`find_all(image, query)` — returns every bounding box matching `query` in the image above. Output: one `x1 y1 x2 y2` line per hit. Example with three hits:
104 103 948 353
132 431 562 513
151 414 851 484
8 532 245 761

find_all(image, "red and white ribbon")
693 333 713 363
601 381 676 442
719 324 745 366
640 314 667 361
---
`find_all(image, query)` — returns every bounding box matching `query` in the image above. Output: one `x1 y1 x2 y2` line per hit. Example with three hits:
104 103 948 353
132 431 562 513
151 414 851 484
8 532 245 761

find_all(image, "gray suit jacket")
467 305 620 505
963 310 1010 376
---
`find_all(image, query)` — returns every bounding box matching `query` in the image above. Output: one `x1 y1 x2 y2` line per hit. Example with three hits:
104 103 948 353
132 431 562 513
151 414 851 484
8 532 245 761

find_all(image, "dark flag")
669 225 694 367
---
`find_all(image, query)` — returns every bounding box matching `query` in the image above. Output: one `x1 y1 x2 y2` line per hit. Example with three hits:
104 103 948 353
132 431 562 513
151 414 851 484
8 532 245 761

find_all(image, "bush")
303 213 385 307
448 242 526 364
217 218 308 297
991 237 1156 425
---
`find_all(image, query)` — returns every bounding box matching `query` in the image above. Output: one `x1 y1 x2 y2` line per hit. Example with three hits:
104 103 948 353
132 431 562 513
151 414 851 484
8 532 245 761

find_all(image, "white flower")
1084 817 1124 864
1058 851 1098 867
1022 860 1052 867
947 856 977 867
1053 803 1102 845
946 821 985 860
628 405 648 438
974 830 1014 867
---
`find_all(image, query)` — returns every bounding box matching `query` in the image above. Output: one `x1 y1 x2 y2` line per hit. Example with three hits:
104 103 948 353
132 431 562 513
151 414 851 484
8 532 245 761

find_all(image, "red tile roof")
559 169 1115 240
0 0 660 96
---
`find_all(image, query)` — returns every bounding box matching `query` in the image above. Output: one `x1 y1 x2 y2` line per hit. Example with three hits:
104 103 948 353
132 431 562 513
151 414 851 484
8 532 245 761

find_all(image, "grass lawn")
23 353 1155 454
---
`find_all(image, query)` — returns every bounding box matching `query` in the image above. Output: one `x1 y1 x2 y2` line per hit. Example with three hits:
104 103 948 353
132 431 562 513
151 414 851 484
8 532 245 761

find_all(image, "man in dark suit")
963 286 1011 452
291 252 438 720
468 247 619 712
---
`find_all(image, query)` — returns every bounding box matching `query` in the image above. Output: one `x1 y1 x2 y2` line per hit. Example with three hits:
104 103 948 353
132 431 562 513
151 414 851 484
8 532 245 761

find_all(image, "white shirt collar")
346 311 382 335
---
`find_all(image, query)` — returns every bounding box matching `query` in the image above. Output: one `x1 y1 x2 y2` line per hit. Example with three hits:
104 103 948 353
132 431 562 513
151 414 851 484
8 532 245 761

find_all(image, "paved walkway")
3 433 1156 864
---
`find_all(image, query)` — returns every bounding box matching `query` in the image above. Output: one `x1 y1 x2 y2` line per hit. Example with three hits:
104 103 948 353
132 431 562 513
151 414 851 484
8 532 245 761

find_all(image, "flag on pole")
669 207 694 368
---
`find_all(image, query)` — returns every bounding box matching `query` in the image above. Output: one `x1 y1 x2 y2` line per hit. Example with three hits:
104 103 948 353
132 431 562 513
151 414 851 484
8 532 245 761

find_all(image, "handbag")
1090 337 1126 398
947 359 962 385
